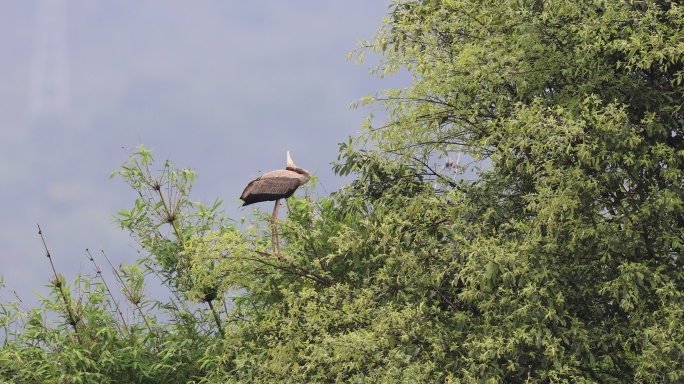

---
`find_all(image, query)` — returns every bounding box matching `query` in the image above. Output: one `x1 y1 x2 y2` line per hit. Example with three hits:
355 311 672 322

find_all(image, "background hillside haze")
0 1 403 302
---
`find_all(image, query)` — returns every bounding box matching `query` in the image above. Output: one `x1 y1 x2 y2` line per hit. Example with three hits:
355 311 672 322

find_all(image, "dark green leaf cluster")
336 0 684 381
0 273 212 383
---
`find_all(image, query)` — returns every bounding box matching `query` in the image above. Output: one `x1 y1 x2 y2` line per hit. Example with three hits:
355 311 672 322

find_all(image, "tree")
336 0 684 381
0 147 234 383
3 1 684 382
192 0 684 381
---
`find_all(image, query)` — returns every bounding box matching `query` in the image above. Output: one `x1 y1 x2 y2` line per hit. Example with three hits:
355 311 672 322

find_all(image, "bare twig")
37 224 82 342
85 248 129 337
253 250 335 287
99 248 156 337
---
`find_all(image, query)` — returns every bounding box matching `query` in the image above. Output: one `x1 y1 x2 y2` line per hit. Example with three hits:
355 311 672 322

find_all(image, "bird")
239 151 310 259
240 151 310 207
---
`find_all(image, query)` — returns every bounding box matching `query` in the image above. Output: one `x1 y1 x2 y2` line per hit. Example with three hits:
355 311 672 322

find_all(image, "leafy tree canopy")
2 1 684 382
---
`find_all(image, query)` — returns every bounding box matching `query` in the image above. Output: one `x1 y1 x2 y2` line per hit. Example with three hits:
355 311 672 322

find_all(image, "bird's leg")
272 199 280 222
271 199 283 260
285 199 292 216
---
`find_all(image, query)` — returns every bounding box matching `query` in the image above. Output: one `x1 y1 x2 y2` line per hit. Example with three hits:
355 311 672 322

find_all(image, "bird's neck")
287 165 309 176
287 166 311 183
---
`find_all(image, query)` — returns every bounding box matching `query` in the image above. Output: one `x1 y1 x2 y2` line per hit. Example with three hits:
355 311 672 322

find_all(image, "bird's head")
286 151 295 168
286 151 310 181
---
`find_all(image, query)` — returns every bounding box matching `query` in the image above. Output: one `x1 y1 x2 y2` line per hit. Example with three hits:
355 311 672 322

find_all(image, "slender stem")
85 249 129 337
156 188 184 246
37 224 82 343
100 249 156 337
207 300 224 337
253 251 335 287
271 199 283 260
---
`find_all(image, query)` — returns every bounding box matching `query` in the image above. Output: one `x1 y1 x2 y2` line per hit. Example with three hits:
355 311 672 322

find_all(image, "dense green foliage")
3 0 684 382
0 151 226 383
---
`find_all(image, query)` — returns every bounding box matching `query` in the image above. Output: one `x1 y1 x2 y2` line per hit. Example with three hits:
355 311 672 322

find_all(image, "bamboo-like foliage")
3 1 684 382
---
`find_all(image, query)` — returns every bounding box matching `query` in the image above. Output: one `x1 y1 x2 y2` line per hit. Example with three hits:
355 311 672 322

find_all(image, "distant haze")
0 1 407 303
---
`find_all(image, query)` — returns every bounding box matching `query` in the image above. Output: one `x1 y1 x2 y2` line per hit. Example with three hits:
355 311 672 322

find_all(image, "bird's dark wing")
240 175 302 206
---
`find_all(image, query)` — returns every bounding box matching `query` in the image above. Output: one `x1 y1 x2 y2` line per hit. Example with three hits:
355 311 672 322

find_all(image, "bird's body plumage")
239 152 310 206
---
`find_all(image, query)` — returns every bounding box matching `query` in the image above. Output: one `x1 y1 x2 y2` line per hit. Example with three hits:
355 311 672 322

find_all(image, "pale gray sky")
0 1 408 303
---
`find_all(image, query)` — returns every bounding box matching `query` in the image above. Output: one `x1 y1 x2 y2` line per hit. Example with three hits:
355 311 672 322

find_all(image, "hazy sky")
0 1 408 303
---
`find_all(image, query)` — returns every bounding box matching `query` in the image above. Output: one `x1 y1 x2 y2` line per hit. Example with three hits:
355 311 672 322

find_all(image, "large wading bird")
240 151 310 258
